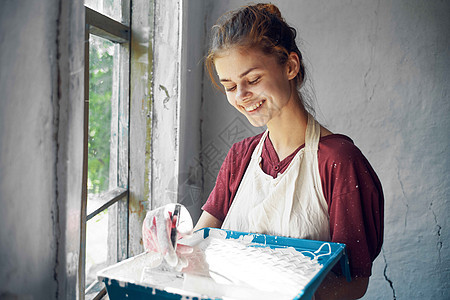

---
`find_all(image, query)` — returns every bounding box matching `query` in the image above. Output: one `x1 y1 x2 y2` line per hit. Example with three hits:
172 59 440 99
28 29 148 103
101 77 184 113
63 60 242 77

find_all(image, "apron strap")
305 114 321 152
251 129 269 160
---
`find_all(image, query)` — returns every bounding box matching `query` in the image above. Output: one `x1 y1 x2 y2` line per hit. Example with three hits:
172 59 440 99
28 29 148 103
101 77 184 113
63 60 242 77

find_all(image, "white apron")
222 114 330 241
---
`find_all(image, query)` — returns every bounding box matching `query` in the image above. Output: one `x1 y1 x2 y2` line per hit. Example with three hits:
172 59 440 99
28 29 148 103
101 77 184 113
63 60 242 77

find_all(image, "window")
80 0 182 298
83 3 130 299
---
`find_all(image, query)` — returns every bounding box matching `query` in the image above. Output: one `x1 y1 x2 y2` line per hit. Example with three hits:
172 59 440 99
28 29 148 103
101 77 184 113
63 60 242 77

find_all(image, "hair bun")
256 3 283 19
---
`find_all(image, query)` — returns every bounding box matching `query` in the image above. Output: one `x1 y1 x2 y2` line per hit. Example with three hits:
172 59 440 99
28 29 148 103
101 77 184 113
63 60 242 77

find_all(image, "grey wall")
0 0 84 298
194 0 450 299
178 0 208 223
0 2 58 297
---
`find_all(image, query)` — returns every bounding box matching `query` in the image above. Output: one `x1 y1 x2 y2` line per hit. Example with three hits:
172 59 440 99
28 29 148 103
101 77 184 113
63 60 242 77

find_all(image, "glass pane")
88 35 115 195
85 202 119 288
85 0 124 24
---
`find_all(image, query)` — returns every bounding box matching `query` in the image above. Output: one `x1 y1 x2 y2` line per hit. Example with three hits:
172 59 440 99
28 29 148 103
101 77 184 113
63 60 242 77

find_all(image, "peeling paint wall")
150 0 183 211
0 0 84 298
195 0 450 299
128 0 155 257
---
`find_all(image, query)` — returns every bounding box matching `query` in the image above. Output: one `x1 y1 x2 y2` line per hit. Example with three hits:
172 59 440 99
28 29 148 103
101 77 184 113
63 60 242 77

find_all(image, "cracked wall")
199 0 450 299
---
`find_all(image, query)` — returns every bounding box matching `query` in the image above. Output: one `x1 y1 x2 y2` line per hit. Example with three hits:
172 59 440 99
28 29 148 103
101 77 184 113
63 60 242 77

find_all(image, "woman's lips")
244 100 265 112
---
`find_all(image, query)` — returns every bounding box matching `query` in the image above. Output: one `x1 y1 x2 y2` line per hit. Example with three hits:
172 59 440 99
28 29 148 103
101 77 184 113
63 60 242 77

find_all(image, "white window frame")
79 0 184 298
82 5 130 299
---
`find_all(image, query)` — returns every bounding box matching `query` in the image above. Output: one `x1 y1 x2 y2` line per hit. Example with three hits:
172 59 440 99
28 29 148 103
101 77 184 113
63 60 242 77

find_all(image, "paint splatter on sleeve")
318 135 384 277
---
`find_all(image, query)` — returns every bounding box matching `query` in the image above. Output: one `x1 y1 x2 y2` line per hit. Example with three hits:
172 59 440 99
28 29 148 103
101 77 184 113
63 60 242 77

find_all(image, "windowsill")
85 280 108 300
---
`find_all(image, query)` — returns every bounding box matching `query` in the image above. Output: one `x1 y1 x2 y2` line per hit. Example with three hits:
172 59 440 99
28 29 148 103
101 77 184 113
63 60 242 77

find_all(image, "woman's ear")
286 52 300 81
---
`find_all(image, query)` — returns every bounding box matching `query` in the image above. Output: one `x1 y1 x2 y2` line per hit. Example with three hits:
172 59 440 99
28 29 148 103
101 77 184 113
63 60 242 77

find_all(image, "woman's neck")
266 95 309 161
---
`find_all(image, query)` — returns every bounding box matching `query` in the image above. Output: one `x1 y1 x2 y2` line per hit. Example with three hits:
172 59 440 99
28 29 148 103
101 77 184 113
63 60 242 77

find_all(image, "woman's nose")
236 84 252 102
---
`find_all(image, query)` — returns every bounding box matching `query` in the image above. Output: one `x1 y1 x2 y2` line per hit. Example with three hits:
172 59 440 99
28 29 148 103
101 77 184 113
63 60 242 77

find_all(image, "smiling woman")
194 3 384 300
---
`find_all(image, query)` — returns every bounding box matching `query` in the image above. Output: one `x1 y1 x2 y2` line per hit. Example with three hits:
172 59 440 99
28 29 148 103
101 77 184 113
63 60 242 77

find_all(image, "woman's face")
214 47 296 128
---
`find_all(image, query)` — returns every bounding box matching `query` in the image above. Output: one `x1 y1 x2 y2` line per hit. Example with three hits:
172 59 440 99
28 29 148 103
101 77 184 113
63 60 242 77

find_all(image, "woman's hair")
206 3 306 92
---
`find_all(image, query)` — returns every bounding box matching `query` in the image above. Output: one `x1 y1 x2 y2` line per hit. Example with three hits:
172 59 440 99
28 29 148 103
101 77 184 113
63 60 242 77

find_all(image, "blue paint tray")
98 228 351 300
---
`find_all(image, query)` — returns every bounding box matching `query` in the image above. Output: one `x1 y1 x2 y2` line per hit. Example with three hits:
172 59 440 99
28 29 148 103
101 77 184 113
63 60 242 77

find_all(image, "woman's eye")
249 77 260 85
225 86 236 92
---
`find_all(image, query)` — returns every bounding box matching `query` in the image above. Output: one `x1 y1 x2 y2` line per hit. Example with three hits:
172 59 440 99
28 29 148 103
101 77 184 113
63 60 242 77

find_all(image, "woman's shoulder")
318 133 383 199
317 134 381 188
318 134 366 163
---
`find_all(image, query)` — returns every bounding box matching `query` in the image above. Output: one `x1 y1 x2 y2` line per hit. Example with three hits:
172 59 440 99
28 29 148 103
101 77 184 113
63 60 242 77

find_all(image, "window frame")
80 0 183 298
82 5 130 299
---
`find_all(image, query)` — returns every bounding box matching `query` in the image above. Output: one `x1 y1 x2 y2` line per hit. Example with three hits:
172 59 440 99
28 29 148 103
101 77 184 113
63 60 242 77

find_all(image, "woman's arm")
194 211 223 231
314 272 369 300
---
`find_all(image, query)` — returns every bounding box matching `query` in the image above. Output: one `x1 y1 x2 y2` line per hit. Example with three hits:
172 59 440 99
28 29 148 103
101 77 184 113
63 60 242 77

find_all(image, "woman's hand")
142 203 193 271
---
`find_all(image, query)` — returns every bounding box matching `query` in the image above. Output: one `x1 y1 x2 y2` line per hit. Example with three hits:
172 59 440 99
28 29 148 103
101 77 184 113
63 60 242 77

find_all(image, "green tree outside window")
88 36 113 194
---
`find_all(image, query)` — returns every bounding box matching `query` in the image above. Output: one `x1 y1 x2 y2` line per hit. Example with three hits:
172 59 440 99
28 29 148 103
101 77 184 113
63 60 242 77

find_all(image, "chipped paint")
150 0 181 210
128 0 155 257
129 197 146 218
159 84 170 109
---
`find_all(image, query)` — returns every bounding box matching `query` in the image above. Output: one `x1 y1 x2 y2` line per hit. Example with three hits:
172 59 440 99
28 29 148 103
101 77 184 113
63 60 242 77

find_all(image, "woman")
144 3 383 299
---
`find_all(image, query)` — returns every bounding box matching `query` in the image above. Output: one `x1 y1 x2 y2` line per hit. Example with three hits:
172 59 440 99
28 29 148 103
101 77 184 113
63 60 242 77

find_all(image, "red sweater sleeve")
318 136 384 277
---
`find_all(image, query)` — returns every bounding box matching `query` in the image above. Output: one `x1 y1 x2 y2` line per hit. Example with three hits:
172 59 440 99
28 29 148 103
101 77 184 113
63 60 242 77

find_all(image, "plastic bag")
142 203 194 271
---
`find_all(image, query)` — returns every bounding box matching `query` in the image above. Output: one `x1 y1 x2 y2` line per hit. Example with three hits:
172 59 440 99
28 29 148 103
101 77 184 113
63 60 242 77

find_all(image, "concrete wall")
194 0 450 299
0 0 84 298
